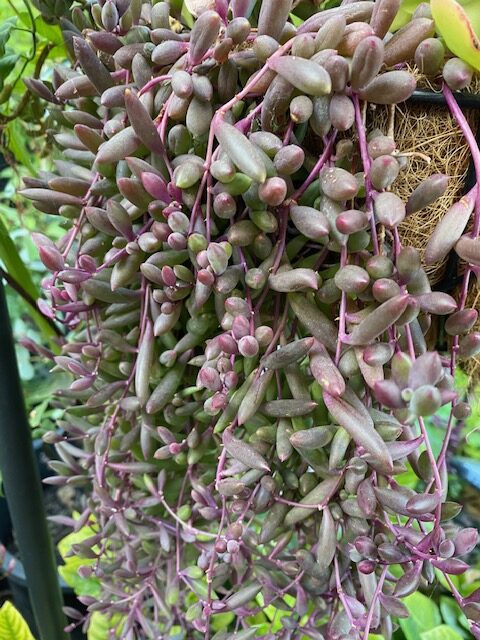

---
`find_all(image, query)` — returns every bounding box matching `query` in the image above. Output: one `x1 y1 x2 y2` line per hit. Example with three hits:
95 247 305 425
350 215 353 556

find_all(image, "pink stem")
353 93 380 255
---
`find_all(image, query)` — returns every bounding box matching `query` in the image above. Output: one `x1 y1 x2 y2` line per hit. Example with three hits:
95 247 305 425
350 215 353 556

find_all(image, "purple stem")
352 93 380 255
138 74 172 97
292 131 337 201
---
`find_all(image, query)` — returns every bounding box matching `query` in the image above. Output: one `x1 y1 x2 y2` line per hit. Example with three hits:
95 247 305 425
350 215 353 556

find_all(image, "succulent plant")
21 0 480 638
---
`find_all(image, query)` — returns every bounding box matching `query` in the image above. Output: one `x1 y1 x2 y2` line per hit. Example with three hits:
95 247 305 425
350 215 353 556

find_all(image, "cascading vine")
20 0 480 638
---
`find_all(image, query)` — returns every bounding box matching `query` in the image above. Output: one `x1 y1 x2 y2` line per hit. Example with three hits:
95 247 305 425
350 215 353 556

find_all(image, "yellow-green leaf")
399 592 442 640
87 612 124 640
420 625 463 640
431 0 480 71
6 120 35 174
0 602 35 640
391 0 424 31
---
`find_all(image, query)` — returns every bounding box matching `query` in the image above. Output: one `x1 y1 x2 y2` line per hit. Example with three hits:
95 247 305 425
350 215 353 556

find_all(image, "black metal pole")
0 279 69 640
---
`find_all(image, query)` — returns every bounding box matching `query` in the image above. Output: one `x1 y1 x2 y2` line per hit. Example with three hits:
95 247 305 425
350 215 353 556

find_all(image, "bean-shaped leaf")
425 197 474 264
135 320 154 406
269 268 319 292
324 392 393 473
269 56 332 96
344 294 410 345
310 340 345 396
73 37 114 94
146 364 186 414
237 369 274 425
125 89 165 156
214 120 267 184
288 293 337 352
262 337 314 370
222 431 270 471
285 475 341 526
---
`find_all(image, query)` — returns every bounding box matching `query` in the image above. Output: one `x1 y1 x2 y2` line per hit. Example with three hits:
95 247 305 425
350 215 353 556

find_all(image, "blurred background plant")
0 1 480 639
0 0 72 439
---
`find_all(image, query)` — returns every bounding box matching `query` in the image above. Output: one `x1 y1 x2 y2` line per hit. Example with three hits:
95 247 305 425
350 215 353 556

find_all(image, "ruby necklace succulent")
21 0 480 638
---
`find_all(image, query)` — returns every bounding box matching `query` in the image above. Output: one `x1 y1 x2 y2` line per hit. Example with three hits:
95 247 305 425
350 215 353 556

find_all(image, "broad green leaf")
211 612 234 632
439 596 469 638
0 214 37 299
0 54 19 81
6 120 35 173
58 560 102 597
391 0 423 30
58 516 102 597
420 625 464 640
399 592 442 640
0 602 35 640
0 19 15 53
0 211 57 340
181 2 194 28
289 12 304 27
87 612 124 640
34 16 63 45
435 567 461 592
431 0 480 70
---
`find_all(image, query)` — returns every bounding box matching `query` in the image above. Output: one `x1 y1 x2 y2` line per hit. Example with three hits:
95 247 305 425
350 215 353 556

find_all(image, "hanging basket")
367 88 480 285
367 84 480 388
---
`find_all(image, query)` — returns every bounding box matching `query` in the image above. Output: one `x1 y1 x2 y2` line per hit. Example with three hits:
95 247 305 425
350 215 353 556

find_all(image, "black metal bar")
0 278 69 640
409 88 480 110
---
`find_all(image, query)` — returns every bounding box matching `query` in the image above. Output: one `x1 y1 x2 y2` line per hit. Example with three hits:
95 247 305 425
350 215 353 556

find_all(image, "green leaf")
6 120 35 173
33 16 63 45
289 12 304 27
87 612 125 640
0 54 19 81
420 625 464 640
391 0 423 30
0 602 35 640
0 210 56 340
58 516 102 597
181 2 194 28
439 596 469 638
210 612 234 632
431 0 480 70
0 19 16 54
0 213 37 299
399 593 442 640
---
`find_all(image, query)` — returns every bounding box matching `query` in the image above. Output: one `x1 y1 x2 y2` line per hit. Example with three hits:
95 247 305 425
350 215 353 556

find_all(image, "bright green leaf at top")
391 0 424 31
431 0 480 70
289 12 304 27
181 2 194 28
0 602 35 640
420 625 464 640
392 0 480 35
399 592 442 640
